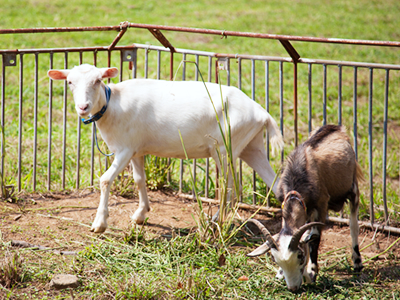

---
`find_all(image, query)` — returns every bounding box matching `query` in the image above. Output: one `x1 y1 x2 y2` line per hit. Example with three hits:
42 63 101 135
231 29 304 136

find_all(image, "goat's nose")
78 104 89 111
288 286 299 293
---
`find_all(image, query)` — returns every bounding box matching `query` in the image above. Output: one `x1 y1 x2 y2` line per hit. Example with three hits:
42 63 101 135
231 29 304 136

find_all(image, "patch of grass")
1 0 399 225
1 230 399 299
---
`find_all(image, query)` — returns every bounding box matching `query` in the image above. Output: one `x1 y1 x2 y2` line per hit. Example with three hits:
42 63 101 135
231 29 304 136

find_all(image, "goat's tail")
266 115 284 156
355 161 365 183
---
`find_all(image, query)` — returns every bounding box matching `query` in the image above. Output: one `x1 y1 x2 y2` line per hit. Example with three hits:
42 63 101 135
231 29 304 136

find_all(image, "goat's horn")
288 222 325 251
246 219 278 253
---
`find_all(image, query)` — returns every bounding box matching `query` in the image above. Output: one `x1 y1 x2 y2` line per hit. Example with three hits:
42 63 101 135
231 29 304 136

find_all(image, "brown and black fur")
276 124 364 279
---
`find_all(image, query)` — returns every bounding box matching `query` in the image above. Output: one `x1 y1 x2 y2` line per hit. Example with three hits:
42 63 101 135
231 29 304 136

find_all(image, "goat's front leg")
305 209 323 282
306 228 321 282
91 150 132 233
131 156 150 224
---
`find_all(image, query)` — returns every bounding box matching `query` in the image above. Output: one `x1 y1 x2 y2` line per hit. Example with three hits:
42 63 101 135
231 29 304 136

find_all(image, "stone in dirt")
50 274 79 290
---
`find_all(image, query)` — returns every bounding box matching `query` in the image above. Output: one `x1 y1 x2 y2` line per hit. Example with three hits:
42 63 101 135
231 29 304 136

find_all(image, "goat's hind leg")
91 150 133 233
349 183 363 272
131 156 150 224
239 131 279 194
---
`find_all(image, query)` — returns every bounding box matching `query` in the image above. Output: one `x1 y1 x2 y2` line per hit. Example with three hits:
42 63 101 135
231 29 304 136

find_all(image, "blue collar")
81 85 112 125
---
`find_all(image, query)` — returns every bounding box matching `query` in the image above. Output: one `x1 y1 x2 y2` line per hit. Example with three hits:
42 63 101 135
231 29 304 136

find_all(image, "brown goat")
247 125 363 291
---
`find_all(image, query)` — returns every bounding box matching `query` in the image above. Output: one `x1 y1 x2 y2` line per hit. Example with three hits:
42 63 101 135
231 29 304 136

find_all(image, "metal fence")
0 22 399 233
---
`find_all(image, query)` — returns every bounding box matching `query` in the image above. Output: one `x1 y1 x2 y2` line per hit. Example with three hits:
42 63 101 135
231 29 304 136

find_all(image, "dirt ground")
1 190 400 272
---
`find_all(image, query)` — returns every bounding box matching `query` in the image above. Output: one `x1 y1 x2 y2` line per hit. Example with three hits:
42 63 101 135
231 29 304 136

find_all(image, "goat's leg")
306 228 321 282
349 183 363 272
91 150 133 233
131 156 150 224
239 131 279 194
305 208 323 282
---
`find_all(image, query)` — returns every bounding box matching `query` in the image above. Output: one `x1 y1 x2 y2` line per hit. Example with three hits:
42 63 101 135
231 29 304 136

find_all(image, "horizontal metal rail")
2 22 400 48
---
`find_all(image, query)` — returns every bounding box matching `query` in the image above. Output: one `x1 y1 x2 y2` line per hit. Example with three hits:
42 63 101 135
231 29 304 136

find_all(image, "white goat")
247 125 363 292
48 64 283 233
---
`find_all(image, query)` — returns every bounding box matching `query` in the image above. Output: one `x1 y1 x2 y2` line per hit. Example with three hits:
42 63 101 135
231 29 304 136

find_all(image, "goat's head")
247 192 324 292
48 64 118 117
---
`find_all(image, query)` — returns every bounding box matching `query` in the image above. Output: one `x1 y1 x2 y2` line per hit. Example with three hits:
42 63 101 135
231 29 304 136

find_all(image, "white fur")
48 64 283 233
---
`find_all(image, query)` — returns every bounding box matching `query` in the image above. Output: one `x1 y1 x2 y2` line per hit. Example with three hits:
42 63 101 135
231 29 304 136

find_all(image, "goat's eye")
95 79 102 84
68 81 72 85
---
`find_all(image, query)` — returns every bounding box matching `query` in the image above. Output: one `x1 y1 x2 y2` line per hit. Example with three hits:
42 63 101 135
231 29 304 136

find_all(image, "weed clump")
0 251 25 288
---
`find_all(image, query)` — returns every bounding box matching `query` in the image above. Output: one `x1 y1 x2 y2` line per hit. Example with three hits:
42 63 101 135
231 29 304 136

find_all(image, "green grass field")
1 0 400 298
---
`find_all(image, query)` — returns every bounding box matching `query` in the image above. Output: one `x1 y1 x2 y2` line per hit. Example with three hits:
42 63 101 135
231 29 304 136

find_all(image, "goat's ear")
304 233 319 244
246 242 271 257
101 67 118 79
48 69 70 80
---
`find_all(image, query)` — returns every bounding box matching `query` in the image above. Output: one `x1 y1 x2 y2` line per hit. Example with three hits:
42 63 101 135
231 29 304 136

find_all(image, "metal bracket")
3 53 17 67
122 49 136 62
148 28 176 53
217 57 229 70
279 40 300 63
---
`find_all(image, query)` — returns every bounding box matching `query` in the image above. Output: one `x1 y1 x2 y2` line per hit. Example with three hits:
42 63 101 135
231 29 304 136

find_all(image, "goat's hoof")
132 216 145 225
131 210 148 224
90 226 107 233
354 264 363 273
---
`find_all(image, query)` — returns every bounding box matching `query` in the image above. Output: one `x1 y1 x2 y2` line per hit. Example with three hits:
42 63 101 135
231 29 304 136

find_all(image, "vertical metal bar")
195 55 199 81
265 60 270 160
144 48 149 78
251 59 256 205
353 67 358 160
90 51 97 187
47 53 53 190
293 62 298 147
62 52 68 189
105 51 111 171
383 69 389 224
368 68 374 225
193 54 199 195
169 51 174 82
1 55 5 180
182 53 186 80
265 60 270 207
208 56 212 83
308 63 312 133
279 61 284 163
214 59 219 200
338 65 342 126
76 52 83 189
18 54 23 192
338 64 344 219
33 53 38 191
192 159 197 198
205 55 212 199
238 57 243 202
132 48 137 79
181 53 186 194
227 58 231 86
157 50 161 80
323 64 327 125
119 50 123 82
167 51 174 183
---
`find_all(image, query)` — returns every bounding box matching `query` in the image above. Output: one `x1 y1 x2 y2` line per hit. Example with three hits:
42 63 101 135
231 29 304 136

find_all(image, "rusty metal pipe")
127 23 400 48
2 23 400 48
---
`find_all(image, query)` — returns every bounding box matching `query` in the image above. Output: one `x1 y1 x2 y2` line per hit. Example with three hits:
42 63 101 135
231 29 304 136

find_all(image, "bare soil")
1 189 400 287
